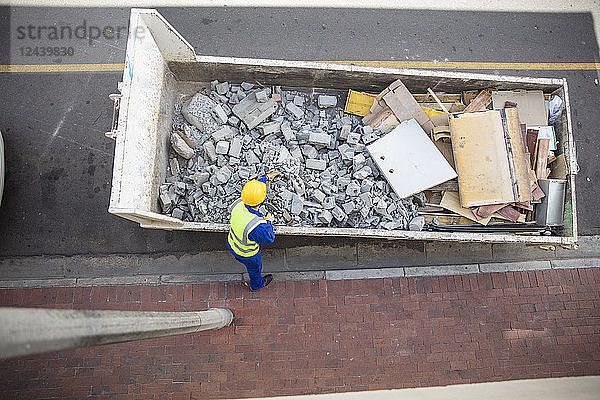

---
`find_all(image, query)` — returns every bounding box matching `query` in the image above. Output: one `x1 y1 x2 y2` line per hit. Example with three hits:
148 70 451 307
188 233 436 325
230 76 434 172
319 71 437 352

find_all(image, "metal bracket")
105 91 122 140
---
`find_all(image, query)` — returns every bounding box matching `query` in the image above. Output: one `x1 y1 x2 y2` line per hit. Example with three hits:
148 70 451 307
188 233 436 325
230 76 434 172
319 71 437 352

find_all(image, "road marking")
0 63 125 72
329 61 600 71
0 61 598 73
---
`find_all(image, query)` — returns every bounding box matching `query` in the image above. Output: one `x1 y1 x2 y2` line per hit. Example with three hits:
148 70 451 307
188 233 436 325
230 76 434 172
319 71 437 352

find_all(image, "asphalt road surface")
0 7 598 257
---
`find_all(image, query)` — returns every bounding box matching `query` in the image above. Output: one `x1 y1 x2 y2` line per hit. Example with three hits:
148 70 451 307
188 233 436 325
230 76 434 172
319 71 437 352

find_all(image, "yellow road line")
0 63 125 72
328 60 600 71
0 61 599 73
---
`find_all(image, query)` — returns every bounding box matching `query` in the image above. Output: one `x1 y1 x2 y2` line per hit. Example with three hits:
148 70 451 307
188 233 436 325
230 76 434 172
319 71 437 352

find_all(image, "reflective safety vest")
228 198 267 258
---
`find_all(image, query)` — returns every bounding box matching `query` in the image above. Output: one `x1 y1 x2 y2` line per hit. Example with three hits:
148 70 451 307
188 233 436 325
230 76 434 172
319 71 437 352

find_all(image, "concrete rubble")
162 81 421 229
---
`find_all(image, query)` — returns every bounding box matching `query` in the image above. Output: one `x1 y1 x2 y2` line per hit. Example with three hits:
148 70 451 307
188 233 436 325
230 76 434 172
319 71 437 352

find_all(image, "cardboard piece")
367 119 457 199
449 108 532 207
364 79 434 133
491 90 547 126
439 191 492 225
344 90 377 116
550 153 568 180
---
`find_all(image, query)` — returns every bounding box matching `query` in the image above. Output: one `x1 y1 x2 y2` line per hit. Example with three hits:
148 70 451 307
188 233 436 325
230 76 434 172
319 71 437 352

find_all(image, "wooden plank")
463 89 491 112
504 108 532 203
449 111 515 207
497 205 526 223
427 87 449 113
491 90 548 125
536 138 550 179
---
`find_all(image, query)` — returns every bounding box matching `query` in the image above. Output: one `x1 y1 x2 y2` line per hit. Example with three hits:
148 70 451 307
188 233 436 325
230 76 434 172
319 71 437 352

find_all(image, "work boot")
245 274 273 292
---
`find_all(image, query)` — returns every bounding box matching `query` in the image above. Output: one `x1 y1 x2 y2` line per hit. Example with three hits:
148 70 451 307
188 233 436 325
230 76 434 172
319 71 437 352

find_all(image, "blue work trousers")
229 247 265 290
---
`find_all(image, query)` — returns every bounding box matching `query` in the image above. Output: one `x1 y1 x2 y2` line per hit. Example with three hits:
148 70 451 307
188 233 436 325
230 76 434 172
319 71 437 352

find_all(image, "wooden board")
463 89 491 112
536 138 550 179
449 110 530 207
491 90 547 126
367 119 457 199
504 108 533 203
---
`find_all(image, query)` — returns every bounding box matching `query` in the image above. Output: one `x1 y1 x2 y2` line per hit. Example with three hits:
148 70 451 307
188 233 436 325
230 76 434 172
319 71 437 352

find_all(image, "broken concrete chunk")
211 104 229 124
181 92 220 134
228 115 240 126
281 121 296 142
318 95 337 108
293 95 305 107
318 209 333 224
286 102 305 120
306 159 327 171
259 120 282 136
169 158 180 176
172 208 184 220
409 216 425 231
290 194 304 215
191 172 210 186
241 82 254 91
331 205 346 221
159 192 172 211
216 166 232 184
312 189 326 203
347 132 361 145
211 126 234 142
359 192 372 208
301 145 318 159
322 196 336 210
345 182 361 197
308 132 331 147
353 166 372 180
215 82 230 95
255 90 268 103
232 92 278 130
171 132 195 159
246 150 260 165
215 140 230 155
340 125 351 140
277 145 291 163
229 137 243 158
202 141 217 163
342 201 355 214
353 153 366 169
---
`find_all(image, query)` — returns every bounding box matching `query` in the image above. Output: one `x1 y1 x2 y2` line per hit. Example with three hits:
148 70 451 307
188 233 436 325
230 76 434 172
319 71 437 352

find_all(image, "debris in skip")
159 78 567 235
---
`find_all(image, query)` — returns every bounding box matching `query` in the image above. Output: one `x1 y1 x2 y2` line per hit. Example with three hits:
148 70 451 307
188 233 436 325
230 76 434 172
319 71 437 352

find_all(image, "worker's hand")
265 212 274 222
266 170 281 181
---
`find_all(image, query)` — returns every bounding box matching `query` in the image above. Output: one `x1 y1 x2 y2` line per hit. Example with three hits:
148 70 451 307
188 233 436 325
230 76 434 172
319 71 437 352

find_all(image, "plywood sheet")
449 111 514 207
449 109 531 207
367 119 457 199
492 90 547 126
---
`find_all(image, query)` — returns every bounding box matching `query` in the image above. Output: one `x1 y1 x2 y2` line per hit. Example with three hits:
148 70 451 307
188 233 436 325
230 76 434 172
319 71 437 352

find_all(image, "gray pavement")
0 7 599 278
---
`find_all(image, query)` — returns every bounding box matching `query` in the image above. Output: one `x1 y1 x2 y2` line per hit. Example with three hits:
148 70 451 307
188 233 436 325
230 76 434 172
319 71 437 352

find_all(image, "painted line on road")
1 61 599 73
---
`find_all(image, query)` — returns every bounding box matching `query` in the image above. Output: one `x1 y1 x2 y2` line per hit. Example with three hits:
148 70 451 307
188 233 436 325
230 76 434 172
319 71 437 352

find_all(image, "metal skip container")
107 8 579 246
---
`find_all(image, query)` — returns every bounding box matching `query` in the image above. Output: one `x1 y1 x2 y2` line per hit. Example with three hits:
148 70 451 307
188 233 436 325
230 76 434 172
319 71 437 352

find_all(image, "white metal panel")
367 119 457 199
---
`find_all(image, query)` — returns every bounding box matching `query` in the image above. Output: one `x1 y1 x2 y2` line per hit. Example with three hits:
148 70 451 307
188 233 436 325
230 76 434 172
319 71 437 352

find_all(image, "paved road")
0 7 599 257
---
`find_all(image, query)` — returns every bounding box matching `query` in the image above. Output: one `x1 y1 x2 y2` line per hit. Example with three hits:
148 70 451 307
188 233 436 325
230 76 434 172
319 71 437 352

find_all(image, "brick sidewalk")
0 268 599 399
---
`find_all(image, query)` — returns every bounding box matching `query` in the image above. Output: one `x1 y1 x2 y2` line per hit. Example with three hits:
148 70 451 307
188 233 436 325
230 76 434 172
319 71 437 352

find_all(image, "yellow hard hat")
241 179 267 206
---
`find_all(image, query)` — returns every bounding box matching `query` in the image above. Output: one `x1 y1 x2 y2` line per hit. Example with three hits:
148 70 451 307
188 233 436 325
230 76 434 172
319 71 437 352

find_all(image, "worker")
227 170 280 291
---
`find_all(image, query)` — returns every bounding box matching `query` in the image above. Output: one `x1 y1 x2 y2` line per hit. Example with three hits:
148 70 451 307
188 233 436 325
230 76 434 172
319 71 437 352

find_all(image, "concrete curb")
0 258 598 288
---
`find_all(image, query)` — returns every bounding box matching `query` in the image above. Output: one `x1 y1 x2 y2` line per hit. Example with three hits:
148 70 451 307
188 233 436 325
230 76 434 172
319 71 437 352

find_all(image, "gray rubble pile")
159 80 423 230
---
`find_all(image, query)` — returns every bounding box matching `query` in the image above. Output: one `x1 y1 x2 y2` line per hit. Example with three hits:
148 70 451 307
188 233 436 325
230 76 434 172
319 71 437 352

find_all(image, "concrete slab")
479 260 552 273
551 257 600 269
326 268 404 280
405 264 479 277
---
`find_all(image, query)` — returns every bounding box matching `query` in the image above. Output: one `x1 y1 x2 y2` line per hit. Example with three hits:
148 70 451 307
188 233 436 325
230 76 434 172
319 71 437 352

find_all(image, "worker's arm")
248 220 275 246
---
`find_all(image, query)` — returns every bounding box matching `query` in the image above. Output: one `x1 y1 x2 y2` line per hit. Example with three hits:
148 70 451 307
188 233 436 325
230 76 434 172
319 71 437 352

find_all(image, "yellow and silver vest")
228 198 267 258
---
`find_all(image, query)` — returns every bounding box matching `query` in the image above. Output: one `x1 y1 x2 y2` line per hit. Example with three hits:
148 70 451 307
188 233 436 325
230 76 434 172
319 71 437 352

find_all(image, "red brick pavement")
0 268 599 399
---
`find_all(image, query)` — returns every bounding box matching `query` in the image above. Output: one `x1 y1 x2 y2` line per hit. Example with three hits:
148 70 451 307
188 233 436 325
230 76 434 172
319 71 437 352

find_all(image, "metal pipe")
0 307 233 359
